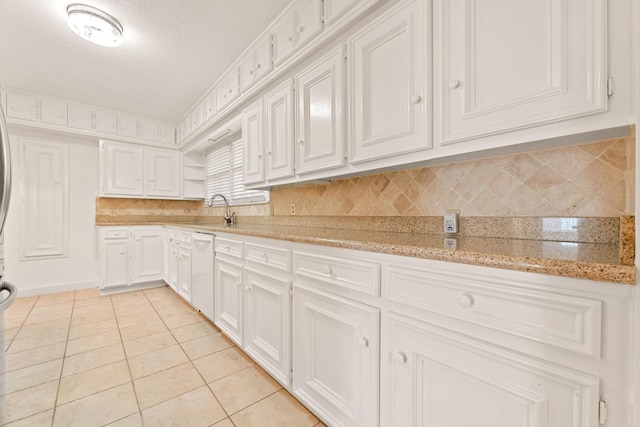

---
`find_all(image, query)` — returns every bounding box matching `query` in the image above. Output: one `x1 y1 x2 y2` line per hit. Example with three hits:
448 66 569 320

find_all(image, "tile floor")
0 286 323 426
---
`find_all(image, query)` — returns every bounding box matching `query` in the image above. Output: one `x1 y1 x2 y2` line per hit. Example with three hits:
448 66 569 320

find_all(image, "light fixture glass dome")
67 4 123 47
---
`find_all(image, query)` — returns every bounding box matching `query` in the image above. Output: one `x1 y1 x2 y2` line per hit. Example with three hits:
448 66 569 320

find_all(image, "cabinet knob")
297 25 305 33
267 150 272 156
256 63 261 69
394 351 408 365
245 285 251 292
287 35 293 42
249 70 254 76
458 293 474 308
260 252 268 261
236 280 242 287
225 246 231 252
119 250 125 255
410 95 422 104
136 177 141 181
448 79 461 89
323 265 332 276
298 139 304 145
358 337 369 348
258 154 262 160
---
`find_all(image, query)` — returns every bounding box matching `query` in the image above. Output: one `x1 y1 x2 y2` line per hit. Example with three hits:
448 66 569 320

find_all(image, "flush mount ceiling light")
67 4 123 47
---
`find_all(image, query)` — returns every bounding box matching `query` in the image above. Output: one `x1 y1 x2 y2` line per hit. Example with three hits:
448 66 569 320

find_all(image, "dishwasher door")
191 232 215 321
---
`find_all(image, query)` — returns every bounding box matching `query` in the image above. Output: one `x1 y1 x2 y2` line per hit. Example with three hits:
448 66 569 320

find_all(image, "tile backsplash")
97 131 634 219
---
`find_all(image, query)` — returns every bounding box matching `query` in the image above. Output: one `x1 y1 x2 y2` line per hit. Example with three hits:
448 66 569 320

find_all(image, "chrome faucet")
206 193 236 226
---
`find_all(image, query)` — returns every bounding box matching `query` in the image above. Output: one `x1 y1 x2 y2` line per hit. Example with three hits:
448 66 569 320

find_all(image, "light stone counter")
97 218 635 285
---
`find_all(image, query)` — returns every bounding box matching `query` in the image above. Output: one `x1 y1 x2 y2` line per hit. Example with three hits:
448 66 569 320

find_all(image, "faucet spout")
206 194 235 226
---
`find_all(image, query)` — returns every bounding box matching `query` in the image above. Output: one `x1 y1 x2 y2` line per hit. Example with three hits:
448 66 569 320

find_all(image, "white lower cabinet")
191 232 215 321
382 312 599 427
99 227 164 291
215 258 244 346
168 230 192 302
292 283 379 427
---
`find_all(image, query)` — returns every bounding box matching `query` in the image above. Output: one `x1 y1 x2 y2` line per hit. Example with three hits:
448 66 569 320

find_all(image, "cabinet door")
178 245 192 302
139 119 160 141
162 232 170 284
242 100 264 185
254 35 273 83
203 90 217 123
382 312 600 427
117 115 138 138
215 258 244 346
265 80 295 181
239 54 257 93
94 110 117 135
293 284 379 427
272 13 295 66
131 229 163 284
39 99 68 126
192 233 214 321
5 92 37 121
295 46 346 175
325 0 377 27
349 0 430 163
144 148 181 197
435 0 607 145
294 0 324 49
243 267 291 387
158 123 175 144
101 142 144 196
169 243 179 293
102 239 129 289
67 105 93 131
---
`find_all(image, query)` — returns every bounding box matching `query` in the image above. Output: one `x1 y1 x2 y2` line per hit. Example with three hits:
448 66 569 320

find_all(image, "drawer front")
245 241 292 272
103 228 128 239
215 237 243 259
294 251 380 296
385 265 602 358
169 230 191 245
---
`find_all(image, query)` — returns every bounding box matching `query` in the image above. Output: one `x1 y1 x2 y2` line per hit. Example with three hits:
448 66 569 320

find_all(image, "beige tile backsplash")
97 131 635 219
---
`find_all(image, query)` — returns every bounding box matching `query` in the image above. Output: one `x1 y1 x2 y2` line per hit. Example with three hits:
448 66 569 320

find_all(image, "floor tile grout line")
4 295 40 352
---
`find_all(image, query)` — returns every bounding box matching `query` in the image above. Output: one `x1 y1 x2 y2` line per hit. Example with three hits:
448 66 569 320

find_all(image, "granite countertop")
97 220 636 285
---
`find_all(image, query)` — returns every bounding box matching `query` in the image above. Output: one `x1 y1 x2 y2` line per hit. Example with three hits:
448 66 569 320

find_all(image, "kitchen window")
204 133 268 205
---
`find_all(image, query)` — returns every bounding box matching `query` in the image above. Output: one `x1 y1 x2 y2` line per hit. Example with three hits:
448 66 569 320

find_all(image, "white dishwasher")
190 232 215 321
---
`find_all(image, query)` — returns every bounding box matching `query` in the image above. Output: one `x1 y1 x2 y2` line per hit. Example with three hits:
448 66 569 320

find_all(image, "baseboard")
99 281 167 296
14 280 99 298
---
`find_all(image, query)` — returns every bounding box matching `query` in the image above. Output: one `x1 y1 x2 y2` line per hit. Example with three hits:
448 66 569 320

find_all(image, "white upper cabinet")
324 0 379 28
348 0 430 164
434 0 608 145
101 141 144 196
144 147 181 198
294 0 324 49
240 35 273 93
242 99 265 185
272 12 295 66
6 92 68 127
217 68 241 112
295 46 346 175
93 110 118 135
39 98 68 126
117 114 138 138
67 105 93 131
265 80 295 181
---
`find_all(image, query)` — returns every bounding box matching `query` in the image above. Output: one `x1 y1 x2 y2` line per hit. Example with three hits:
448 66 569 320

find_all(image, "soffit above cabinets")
0 0 290 123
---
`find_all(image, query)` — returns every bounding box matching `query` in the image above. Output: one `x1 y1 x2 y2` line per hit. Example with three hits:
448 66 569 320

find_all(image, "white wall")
4 128 99 296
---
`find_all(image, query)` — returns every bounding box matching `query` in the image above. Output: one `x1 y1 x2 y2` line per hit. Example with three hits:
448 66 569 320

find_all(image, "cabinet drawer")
245 242 291 272
169 230 192 245
103 228 128 239
385 265 602 358
215 237 243 259
294 251 380 296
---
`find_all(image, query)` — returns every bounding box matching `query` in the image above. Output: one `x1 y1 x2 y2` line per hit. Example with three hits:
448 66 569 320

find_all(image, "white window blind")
205 134 268 205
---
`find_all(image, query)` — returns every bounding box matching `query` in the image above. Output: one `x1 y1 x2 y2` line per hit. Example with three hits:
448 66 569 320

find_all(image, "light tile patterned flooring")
0 286 323 426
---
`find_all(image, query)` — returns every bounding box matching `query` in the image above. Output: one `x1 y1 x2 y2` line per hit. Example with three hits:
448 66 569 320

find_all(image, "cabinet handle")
410 95 422 104
394 351 408 365
448 79 461 89
136 177 141 181
287 35 293 42
260 252 268 261
298 139 303 145
249 70 254 75
245 285 251 292
256 63 261 69
225 246 231 252
258 154 262 160
297 25 305 33
322 265 332 276
358 337 369 348
458 293 474 308
268 150 272 156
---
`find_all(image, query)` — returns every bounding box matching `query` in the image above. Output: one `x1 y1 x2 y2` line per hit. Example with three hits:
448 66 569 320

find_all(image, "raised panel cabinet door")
265 80 295 181
435 0 607 144
349 0 430 163
294 0 324 49
5 92 37 121
67 105 93 130
169 243 179 293
295 46 346 175
178 245 192 302
158 123 175 144
243 267 291 387
242 99 264 185
215 258 244 346
102 239 129 288
131 229 163 284
239 53 257 93
272 13 295 66
381 312 600 427
191 233 214 321
293 284 379 427
144 148 181 197
102 142 144 195
254 35 273 82
94 110 117 135
139 119 160 141
39 98 68 126
117 115 138 138
162 233 170 284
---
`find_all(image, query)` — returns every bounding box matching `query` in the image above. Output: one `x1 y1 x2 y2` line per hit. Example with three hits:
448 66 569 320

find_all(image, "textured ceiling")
0 0 290 122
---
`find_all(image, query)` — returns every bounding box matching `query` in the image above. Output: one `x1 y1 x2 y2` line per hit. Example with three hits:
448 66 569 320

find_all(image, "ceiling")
0 0 291 123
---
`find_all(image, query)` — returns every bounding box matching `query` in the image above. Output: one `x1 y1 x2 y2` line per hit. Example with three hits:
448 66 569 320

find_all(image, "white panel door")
296 46 346 175
19 139 69 259
293 284 379 427
272 13 295 66
67 105 93 131
294 0 324 49
178 245 192 302
102 239 129 289
5 92 37 121
265 80 294 181
162 232 170 284
349 0 430 163
243 267 291 387
169 243 179 293
191 233 214 321
242 100 264 185
435 0 607 144
144 148 180 197
102 141 144 196
215 258 244 346
39 98 68 126
131 228 163 284
117 115 138 138
382 312 600 427
94 110 117 135
139 119 160 141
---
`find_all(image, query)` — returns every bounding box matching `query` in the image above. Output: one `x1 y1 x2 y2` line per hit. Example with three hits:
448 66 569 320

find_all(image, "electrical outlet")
290 204 296 215
444 209 459 234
